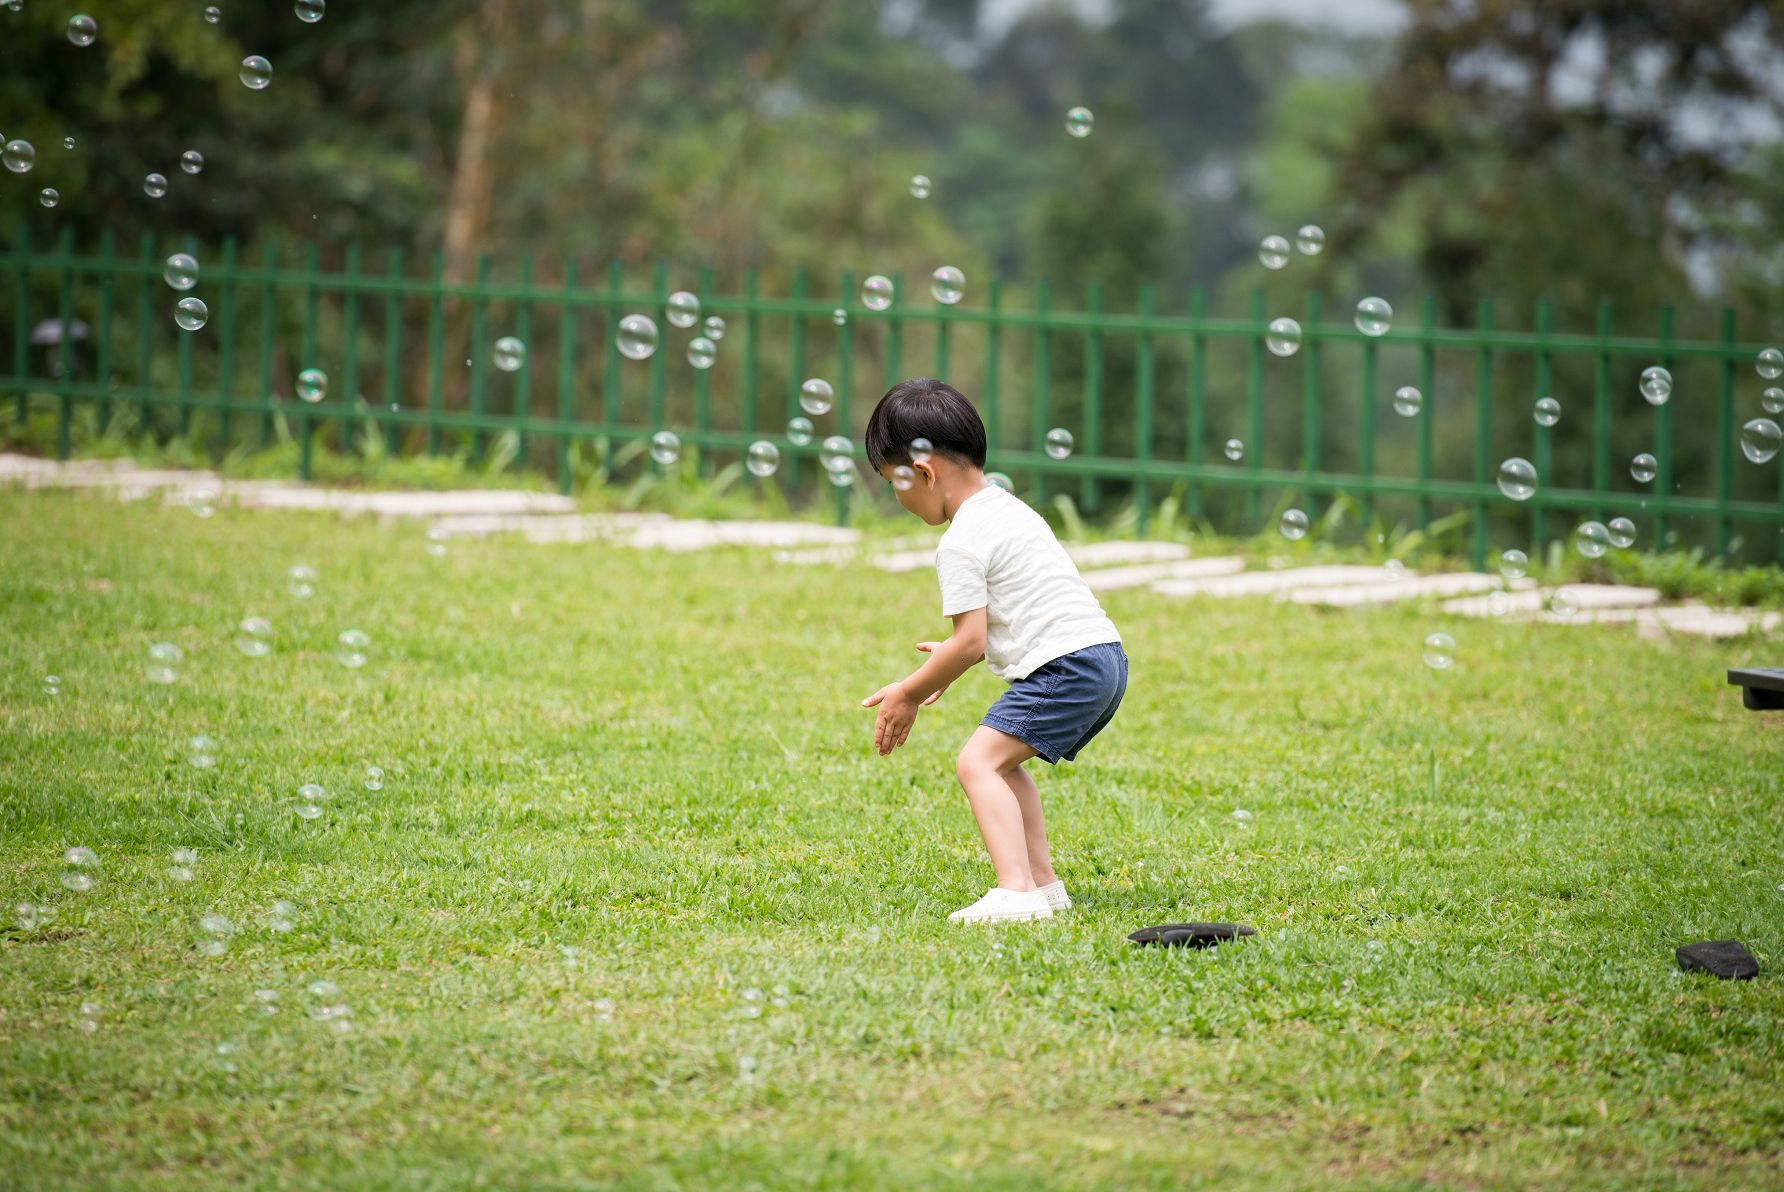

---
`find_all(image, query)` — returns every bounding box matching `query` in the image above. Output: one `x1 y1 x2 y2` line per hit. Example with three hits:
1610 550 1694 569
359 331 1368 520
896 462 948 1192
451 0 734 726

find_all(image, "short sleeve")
936 542 988 616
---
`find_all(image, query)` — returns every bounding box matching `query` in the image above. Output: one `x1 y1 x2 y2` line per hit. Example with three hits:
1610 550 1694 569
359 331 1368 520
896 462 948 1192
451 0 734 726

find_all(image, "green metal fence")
5 225 1783 569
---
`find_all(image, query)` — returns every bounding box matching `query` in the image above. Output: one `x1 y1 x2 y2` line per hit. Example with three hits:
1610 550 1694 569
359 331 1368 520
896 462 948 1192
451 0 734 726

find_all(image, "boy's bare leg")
1003 764 1058 887
955 725 1040 891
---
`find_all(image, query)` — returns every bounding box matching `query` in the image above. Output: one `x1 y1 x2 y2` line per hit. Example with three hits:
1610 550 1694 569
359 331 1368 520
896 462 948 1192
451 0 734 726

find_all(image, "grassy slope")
1 489 1781 1190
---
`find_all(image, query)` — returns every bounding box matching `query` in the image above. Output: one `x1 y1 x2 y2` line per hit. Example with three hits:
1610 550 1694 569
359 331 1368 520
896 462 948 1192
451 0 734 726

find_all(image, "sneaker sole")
951 907 1055 924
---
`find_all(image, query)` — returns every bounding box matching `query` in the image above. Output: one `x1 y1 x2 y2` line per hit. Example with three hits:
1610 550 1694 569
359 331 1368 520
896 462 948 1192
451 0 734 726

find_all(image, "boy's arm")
861 608 987 756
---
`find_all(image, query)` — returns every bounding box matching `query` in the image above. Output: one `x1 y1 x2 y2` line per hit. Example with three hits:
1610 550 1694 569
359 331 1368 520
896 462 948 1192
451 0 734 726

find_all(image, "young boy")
859 378 1128 924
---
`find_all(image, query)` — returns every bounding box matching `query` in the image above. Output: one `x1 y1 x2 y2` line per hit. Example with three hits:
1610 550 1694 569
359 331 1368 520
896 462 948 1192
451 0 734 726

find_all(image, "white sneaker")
1036 880 1072 912
947 887 1054 924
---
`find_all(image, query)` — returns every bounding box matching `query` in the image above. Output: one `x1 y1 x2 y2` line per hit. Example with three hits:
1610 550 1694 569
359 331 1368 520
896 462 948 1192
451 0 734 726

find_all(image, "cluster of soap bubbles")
1741 351 1782 464
1258 225 1324 270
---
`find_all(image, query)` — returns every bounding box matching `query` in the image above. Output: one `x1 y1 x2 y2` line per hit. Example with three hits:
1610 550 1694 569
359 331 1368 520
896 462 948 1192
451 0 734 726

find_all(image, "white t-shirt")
935 484 1122 682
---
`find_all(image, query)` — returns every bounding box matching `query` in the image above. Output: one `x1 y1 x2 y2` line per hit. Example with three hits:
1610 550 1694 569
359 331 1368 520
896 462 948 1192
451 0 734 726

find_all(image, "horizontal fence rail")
4 226 1782 569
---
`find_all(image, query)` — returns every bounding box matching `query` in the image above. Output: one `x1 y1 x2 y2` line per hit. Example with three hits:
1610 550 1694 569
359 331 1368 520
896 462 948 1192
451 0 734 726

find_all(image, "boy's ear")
914 459 938 487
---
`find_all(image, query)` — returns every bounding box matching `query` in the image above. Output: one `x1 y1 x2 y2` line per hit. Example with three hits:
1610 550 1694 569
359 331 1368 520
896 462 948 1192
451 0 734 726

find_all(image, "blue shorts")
981 642 1128 765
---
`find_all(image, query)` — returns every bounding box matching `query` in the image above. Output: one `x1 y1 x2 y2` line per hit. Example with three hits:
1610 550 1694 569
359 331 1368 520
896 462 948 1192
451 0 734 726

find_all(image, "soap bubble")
61 871 95 892
294 802 323 821
1223 438 1243 462
1044 427 1074 460
63 137 75 150
16 903 46 930
819 435 853 473
1606 517 1636 549
1499 548 1528 580
143 173 168 199
891 465 915 491
1265 317 1301 357
180 150 204 175
1485 590 1511 617
240 55 272 89
295 0 324 21
188 734 218 769
1064 106 1094 138
66 846 98 868
175 297 209 331
288 563 317 598
38 188 58 208
253 989 280 1015
1630 452 1657 483
1421 632 1455 670
1635 365 1672 405
1574 521 1610 559
42 675 61 696
78 1002 102 1031
424 526 448 557
1533 396 1561 427
146 642 184 684
861 275 893 311
1354 297 1392 337
666 291 701 329
67 14 97 45
334 628 370 669
986 471 1013 492
786 417 814 446
908 437 932 464
188 480 220 518
268 900 297 932
1550 588 1580 618
170 847 198 882
493 337 526 373
295 368 327 403
798 378 834 417
163 253 200 291
1496 457 1536 501
1279 508 1309 540
205 6 221 22
1762 388 1784 415
1392 386 1422 417
686 336 717 370
363 766 383 791
2 139 34 174
1295 225 1326 256
307 981 341 1004
649 430 681 466
702 315 725 341
1758 348 1784 380
1740 418 1781 464
909 174 931 199
929 265 965 305
616 314 658 360
593 997 615 1022
832 308 848 326
1231 808 1254 828
1383 558 1406 580
746 440 780 478
1258 235 1290 270
212 1041 240 1073
827 466 856 488
200 913 233 938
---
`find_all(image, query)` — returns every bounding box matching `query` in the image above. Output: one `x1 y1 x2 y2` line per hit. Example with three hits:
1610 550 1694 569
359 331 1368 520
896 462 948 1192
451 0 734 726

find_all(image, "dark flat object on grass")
1727 668 1784 711
1676 939 1758 980
1128 922 1257 949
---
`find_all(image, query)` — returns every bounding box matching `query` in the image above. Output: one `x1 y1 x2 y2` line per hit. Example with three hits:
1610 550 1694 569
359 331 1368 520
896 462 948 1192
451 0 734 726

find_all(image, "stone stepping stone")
1084 557 1244 592
625 520 861 552
1152 565 1387 599
1593 604 1782 640
1288 571 1520 607
870 539 1189 574
1440 584 1660 618
431 512 670 541
232 486 577 519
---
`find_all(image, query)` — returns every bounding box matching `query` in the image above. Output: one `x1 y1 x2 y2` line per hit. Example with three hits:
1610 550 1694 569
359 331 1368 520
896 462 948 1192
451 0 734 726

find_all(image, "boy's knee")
955 749 991 784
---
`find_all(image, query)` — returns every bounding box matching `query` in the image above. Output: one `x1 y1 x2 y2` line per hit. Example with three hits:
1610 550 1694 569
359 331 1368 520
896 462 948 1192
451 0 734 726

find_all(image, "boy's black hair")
863 378 987 471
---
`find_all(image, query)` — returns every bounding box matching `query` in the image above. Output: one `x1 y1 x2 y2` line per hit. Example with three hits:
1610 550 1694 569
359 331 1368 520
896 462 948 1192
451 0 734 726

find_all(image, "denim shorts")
981 642 1128 765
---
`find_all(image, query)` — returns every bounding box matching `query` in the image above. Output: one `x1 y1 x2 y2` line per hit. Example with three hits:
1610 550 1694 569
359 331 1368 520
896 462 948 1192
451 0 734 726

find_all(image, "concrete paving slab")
1084 557 1245 592
232 486 578 519
871 539 1191 574
430 512 670 540
1289 571 1518 607
1441 584 1662 618
1151 565 1387 599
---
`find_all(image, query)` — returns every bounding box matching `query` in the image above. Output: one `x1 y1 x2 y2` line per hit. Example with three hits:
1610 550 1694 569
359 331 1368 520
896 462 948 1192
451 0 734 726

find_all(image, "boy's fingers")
862 691 882 707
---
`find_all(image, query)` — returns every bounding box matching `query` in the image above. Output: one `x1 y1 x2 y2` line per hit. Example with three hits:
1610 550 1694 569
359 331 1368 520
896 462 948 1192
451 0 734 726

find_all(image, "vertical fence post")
1714 307 1735 559
1358 317 1376 527
1135 285 1156 537
425 251 447 457
885 272 904 391
1185 287 1205 523
1532 300 1553 551
1301 291 1322 494
95 229 116 435
135 232 156 436
1083 282 1105 516
297 244 321 481
693 263 712 475
934 292 951 380
512 256 534 465
1416 296 1435 530
1031 280 1051 502
555 258 577 494
600 258 622 483
383 248 405 456
174 233 196 443
254 242 277 447
1591 299 1613 524
1471 298 1494 572
9 223 27 425
835 270 855 525
215 238 240 454
787 269 809 492
1653 304 1674 548
742 267 759 439
983 281 1002 469
339 243 363 461
1245 289 1264 526
646 262 667 450
53 228 75 460
469 253 492 464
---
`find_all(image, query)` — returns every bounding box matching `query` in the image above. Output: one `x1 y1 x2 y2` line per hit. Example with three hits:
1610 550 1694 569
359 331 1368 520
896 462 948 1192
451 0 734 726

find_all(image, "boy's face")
879 459 947 525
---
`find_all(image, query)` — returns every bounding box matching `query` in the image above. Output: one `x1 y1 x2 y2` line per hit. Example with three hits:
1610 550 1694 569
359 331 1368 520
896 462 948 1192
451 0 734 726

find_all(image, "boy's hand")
861 683 920 755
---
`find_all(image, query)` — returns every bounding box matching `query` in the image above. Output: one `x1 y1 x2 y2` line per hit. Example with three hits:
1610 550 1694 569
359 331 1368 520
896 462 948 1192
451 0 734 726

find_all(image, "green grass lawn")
3 488 1782 1190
